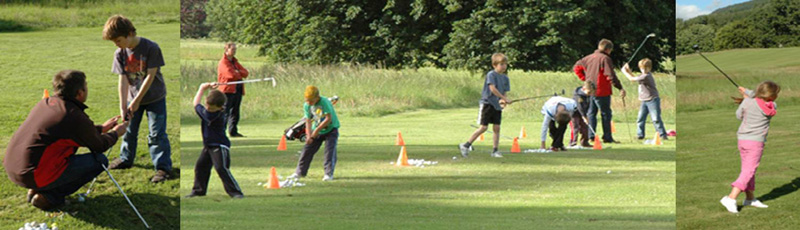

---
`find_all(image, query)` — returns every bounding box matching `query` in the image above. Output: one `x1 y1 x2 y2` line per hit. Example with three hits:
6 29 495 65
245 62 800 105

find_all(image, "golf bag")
284 96 339 142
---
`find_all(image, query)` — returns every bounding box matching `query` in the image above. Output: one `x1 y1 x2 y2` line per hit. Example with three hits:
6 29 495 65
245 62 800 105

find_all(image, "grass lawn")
0 23 181 229
180 109 676 229
677 48 800 229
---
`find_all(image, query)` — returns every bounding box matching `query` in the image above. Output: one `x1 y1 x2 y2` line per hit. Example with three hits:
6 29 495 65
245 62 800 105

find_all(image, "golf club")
100 163 151 229
509 89 566 103
692 44 739 88
622 97 634 143
219 77 277 87
625 33 656 64
469 124 515 140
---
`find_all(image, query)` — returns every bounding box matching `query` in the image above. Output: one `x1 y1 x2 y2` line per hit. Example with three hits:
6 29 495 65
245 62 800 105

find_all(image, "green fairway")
180 109 676 229
180 40 677 229
677 48 800 229
0 23 180 229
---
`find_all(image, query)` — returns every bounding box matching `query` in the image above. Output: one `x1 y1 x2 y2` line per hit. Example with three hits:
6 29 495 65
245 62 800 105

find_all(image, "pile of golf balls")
406 159 438 168
18 222 57 230
524 148 553 153
279 178 305 188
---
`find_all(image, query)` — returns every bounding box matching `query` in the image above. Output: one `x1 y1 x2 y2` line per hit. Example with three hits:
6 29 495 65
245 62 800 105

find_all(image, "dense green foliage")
676 0 800 54
200 0 674 71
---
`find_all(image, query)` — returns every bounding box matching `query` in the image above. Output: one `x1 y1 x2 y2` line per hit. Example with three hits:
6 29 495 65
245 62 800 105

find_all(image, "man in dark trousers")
573 39 627 143
217 42 249 137
3 70 128 210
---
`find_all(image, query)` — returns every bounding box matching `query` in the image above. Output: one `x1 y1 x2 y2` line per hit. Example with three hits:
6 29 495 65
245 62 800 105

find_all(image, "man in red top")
573 39 627 143
217 42 249 137
3 70 128 210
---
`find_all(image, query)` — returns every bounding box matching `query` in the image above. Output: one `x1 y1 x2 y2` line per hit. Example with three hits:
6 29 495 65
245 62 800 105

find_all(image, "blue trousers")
119 98 172 172
636 97 668 138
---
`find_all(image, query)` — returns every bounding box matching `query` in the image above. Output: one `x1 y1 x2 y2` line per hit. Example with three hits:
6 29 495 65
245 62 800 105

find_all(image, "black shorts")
478 103 502 125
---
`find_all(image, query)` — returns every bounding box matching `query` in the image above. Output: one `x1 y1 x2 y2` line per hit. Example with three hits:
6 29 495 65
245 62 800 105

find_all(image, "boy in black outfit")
570 81 595 148
186 83 243 198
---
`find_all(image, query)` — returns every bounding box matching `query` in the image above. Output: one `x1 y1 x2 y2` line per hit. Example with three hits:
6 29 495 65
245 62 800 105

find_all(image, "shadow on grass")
0 19 34 32
758 176 800 202
65 193 179 230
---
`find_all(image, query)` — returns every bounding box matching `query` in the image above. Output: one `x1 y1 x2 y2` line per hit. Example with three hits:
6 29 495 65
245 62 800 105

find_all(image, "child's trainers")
458 143 471 157
490 151 503 158
288 173 300 180
322 174 333 181
743 199 768 208
720 196 739 213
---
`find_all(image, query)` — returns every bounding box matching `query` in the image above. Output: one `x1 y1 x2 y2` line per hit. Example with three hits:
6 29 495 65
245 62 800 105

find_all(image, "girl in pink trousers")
720 81 780 213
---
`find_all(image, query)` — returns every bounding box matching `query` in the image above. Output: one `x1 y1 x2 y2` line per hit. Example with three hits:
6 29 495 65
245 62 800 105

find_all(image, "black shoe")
27 189 35 203
603 139 621 144
108 158 132 170
661 136 669 141
230 133 245 138
184 193 204 198
637 136 645 140
151 170 171 183
31 193 54 210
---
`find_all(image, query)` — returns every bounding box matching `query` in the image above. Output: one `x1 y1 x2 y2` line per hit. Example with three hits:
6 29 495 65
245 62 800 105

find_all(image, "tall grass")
181 63 676 124
0 0 178 31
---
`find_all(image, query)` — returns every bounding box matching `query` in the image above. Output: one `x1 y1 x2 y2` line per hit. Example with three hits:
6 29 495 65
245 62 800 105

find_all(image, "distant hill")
683 0 770 29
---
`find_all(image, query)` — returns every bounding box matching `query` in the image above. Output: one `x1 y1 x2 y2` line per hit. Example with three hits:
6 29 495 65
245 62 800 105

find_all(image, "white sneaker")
720 196 739 213
743 199 768 208
490 151 503 158
288 173 300 180
458 143 471 157
322 174 333 181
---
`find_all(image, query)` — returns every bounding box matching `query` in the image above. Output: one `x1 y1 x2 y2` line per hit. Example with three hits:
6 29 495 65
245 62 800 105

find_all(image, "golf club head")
647 33 656 38
692 44 700 51
271 78 277 87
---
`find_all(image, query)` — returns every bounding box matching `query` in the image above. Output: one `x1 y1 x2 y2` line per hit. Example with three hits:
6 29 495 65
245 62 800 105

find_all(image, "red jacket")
217 55 249 94
3 96 118 188
573 50 623 97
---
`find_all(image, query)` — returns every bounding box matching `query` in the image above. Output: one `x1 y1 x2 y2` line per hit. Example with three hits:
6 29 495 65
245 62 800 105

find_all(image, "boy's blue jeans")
119 98 172 172
636 97 668 138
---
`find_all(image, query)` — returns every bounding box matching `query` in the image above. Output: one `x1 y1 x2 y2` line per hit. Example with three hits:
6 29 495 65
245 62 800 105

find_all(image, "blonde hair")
304 85 320 100
102 15 136 40
598 39 614 51
638 58 652 74
491 53 508 66
732 81 780 104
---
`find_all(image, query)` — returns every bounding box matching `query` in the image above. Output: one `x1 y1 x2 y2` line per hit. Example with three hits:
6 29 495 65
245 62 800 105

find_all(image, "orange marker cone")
654 133 662 146
265 167 280 189
511 137 521 153
611 121 617 133
396 146 410 166
396 132 405 146
277 135 287 151
569 121 574 141
480 133 484 141
42 89 49 99
519 126 527 139
593 136 603 150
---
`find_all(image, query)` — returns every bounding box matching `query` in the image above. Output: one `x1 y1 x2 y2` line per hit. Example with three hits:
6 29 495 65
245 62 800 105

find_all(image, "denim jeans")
588 96 614 141
295 128 339 177
37 153 108 206
119 98 172 172
636 97 667 138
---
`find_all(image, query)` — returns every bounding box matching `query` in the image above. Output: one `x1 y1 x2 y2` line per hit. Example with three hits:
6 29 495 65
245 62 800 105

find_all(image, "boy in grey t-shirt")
459 53 513 158
102 15 172 183
622 58 667 140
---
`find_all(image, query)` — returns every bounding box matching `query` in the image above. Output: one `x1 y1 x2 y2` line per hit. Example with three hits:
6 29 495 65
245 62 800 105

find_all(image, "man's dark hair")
53 70 86 99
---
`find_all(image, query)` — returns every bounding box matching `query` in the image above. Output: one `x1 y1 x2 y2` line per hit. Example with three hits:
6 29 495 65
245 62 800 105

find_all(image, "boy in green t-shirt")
289 86 340 181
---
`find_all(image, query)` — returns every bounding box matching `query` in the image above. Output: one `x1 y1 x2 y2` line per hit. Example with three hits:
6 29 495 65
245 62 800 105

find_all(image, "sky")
676 0 752 19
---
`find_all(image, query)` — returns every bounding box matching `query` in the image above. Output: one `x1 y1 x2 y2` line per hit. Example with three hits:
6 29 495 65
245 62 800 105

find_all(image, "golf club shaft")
510 89 565 103
696 52 739 88
622 97 634 143
221 78 274 85
626 36 654 64
574 107 597 137
469 124 515 140
101 164 151 229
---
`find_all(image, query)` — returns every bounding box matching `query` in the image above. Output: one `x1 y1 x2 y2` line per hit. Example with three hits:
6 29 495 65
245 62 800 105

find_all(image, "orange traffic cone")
511 137 521 153
654 133 662 146
569 121 574 141
396 146 410 166
277 135 287 151
396 132 405 146
265 167 280 189
611 121 617 133
519 126 527 139
42 89 49 99
480 133 484 141
593 136 603 150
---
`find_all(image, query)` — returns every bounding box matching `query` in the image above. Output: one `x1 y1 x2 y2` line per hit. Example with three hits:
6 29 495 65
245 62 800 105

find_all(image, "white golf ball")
452 156 457 160
606 170 612 174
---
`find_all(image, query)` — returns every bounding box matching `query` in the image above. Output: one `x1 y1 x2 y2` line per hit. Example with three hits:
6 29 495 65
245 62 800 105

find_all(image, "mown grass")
180 109 676 230
0 0 178 31
180 39 676 125
677 48 800 229
0 23 180 229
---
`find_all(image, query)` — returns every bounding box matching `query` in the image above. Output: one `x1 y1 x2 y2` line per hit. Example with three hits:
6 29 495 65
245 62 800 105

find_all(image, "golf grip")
697 52 739 88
